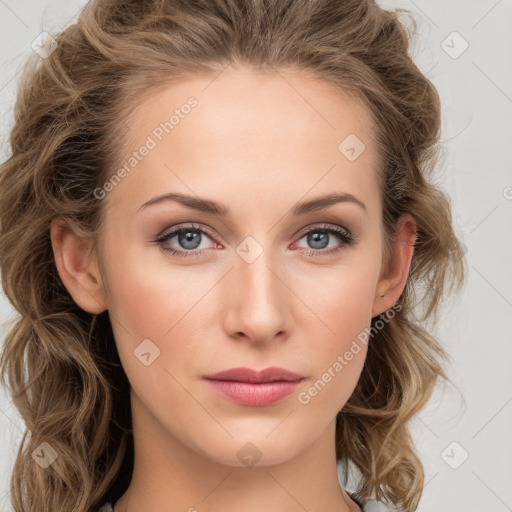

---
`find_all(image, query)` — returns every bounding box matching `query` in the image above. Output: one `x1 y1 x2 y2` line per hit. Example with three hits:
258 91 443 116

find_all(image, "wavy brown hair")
0 0 466 511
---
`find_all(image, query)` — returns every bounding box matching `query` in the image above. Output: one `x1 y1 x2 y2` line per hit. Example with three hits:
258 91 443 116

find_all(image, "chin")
193 434 303 468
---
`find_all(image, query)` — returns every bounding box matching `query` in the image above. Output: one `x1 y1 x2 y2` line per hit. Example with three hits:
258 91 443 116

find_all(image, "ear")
50 217 107 314
372 213 417 318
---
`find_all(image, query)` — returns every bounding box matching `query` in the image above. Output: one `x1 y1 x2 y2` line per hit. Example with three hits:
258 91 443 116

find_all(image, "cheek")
295 259 380 404
99 241 197 380
101 250 206 419
297 255 380 341
102 237 206 336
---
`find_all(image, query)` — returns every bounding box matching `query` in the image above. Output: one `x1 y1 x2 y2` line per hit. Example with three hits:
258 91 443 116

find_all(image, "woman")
0 0 466 511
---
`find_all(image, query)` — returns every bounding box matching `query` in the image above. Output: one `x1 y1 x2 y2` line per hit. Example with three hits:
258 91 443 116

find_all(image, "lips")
203 366 304 383
202 366 305 406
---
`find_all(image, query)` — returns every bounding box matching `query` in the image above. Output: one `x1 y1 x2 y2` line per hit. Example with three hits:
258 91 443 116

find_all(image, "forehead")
124 65 377 152
106 66 381 219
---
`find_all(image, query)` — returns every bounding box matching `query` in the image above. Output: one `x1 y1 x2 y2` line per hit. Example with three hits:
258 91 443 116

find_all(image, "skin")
51 65 416 512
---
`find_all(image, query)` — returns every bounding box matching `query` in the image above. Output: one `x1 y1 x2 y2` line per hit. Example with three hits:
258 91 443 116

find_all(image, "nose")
221 245 292 346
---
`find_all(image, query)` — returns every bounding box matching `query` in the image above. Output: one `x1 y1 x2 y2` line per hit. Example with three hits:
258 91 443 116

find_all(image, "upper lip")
203 366 304 383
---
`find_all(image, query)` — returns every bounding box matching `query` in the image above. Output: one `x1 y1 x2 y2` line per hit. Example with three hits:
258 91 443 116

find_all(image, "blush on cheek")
317 274 377 336
101 265 167 364
307 279 375 393
105 256 217 366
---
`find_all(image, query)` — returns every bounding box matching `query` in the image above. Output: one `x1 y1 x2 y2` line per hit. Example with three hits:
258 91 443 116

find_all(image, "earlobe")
50 217 108 314
372 213 417 318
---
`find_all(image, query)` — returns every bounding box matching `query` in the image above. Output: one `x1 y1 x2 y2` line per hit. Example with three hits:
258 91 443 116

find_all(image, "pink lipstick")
203 366 304 406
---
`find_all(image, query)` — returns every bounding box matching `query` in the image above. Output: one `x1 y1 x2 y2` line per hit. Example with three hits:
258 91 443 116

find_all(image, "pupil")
179 230 201 249
309 232 329 249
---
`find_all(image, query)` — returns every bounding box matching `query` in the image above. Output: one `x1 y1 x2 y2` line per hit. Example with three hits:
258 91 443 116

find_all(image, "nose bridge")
238 240 283 310
224 236 290 341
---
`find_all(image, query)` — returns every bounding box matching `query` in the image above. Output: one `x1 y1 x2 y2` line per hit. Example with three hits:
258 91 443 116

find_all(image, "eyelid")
156 222 218 243
292 222 353 241
155 222 353 246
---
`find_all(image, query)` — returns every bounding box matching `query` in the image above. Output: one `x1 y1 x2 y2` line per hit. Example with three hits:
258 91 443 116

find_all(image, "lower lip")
204 379 303 406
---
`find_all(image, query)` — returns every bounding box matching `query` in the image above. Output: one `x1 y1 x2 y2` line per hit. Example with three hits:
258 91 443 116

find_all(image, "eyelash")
154 222 355 259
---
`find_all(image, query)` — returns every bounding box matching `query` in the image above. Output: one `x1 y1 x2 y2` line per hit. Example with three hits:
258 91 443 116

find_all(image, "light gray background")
0 1 511 511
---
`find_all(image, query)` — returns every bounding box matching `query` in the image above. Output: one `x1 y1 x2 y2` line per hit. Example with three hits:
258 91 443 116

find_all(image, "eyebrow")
137 191 367 216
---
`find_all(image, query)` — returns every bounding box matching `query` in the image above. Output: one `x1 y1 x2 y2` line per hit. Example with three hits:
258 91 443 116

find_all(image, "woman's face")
74 66 410 467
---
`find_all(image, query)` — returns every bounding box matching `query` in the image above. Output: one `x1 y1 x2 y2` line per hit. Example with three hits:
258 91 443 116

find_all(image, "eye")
293 223 355 257
155 223 218 258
